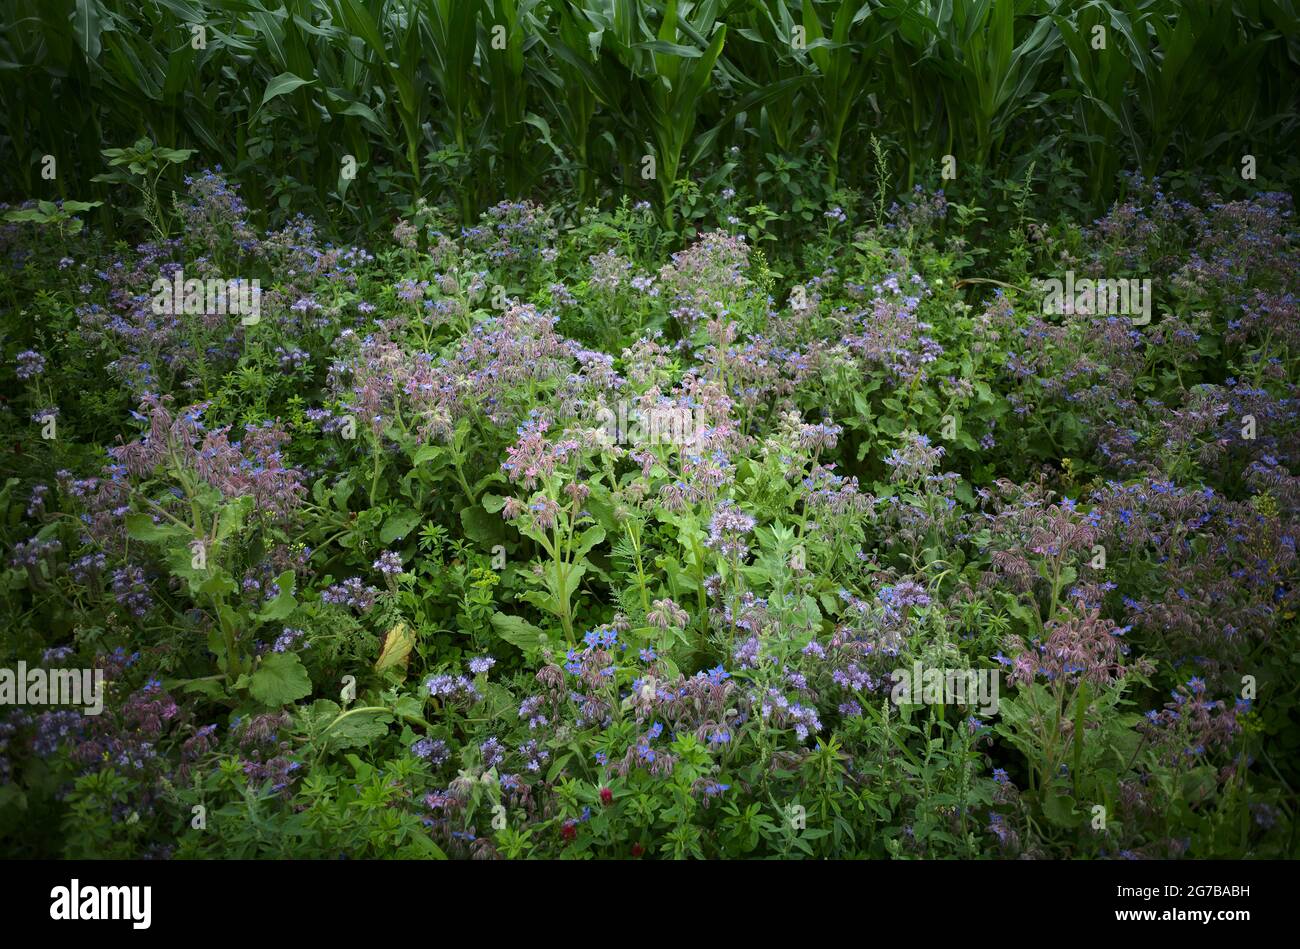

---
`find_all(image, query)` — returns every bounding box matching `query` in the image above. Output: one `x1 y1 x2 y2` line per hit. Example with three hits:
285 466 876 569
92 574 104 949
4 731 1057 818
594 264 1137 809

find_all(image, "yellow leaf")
375 621 415 678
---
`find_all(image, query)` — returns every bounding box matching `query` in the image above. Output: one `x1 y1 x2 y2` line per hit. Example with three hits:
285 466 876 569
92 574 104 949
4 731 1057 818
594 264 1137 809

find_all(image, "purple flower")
25 484 49 519
480 736 505 769
321 577 379 612
705 500 757 561
272 627 308 653
16 350 45 380
110 565 153 616
373 550 403 577
412 738 449 766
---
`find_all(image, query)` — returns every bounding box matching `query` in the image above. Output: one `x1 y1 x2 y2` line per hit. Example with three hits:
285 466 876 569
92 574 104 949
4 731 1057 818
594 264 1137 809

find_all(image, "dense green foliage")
3 0 1298 233
1 168 1297 858
0 0 1297 862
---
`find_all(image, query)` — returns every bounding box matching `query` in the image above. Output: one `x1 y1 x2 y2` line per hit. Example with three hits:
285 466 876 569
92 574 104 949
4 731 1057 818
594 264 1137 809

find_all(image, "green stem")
626 521 650 616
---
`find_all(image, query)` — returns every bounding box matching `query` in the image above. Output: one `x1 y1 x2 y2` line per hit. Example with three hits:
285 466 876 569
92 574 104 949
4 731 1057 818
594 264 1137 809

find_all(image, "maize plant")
0 0 1295 224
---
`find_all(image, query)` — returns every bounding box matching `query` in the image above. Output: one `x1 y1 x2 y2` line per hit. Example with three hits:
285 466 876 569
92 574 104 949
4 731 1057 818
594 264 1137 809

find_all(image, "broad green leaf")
73 0 104 60
490 612 548 656
254 570 297 622
259 72 314 110
461 504 504 545
124 512 187 544
249 651 313 707
381 507 422 544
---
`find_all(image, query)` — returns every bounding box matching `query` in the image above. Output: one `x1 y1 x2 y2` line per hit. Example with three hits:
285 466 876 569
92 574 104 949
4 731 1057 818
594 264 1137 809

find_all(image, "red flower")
561 821 577 842
600 786 613 806
631 842 645 858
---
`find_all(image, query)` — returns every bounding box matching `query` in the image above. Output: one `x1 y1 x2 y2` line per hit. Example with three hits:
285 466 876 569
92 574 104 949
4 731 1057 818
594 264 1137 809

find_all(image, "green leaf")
214 497 253 544
259 72 314 110
1041 790 1082 828
74 0 104 60
249 651 313 707
411 444 445 466
344 753 374 782
380 507 422 544
546 752 573 782
254 570 297 622
326 708 394 749
572 525 606 560
636 39 703 58
124 512 187 544
198 572 238 599
490 612 549 656
461 504 504 545
177 678 226 699
155 147 195 163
